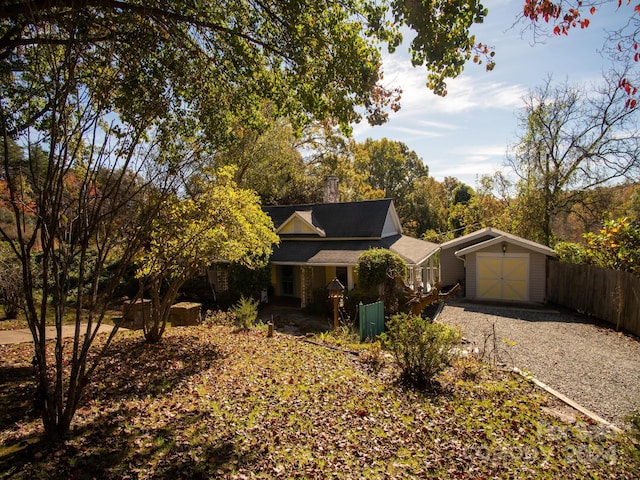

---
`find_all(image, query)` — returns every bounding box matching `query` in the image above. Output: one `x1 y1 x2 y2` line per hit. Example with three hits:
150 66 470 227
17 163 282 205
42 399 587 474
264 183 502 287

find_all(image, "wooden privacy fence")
546 261 640 337
359 301 384 341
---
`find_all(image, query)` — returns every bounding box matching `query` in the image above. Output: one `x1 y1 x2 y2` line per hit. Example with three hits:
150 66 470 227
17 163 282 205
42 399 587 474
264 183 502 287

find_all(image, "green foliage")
356 248 407 314
136 167 278 342
356 248 406 288
584 217 640 274
626 409 640 462
354 138 428 204
0 242 23 318
557 217 640 275
344 286 379 324
506 76 639 246
228 261 271 301
382 313 462 388
232 296 259 331
554 241 589 265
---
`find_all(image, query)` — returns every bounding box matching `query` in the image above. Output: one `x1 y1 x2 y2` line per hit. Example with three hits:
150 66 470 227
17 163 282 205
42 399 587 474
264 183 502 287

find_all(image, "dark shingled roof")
263 199 393 238
269 235 439 266
264 199 440 266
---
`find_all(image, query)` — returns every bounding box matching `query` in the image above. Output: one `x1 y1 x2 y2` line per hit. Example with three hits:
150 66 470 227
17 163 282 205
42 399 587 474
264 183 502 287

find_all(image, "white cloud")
380 53 527 118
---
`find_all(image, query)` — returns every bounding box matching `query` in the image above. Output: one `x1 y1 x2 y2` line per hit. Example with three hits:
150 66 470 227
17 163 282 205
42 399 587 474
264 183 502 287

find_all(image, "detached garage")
440 228 556 303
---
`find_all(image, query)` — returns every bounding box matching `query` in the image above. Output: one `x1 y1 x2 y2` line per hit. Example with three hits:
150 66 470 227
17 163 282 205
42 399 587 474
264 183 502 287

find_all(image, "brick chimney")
323 175 339 203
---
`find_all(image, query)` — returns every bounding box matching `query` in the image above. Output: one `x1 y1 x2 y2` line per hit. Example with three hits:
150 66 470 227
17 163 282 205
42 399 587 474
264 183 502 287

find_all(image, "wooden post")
267 322 274 338
333 296 339 331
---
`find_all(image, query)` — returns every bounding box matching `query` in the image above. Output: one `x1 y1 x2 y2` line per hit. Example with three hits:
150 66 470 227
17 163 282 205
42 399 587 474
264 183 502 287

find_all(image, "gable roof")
440 227 556 257
264 199 401 239
277 211 326 237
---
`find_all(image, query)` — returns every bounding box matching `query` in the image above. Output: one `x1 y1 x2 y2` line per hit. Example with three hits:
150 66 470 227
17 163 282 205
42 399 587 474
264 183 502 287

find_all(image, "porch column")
300 266 313 308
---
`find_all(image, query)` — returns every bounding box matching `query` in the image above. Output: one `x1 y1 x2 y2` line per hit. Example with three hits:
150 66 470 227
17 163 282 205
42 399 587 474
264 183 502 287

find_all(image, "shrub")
554 241 589 265
232 295 259 330
0 242 24 318
356 248 406 288
356 248 407 314
382 313 461 389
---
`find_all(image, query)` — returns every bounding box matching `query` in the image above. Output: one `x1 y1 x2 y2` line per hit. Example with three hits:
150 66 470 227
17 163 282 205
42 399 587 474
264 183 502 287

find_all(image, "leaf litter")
0 324 637 479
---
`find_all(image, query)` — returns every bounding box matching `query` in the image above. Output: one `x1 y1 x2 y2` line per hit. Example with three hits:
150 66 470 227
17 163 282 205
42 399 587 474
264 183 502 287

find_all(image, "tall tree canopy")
0 0 491 136
354 138 429 223
0 0 493 441
506 74 640 245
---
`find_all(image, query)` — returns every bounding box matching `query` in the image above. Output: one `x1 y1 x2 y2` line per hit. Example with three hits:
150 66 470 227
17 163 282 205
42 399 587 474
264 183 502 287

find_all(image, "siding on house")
439 235 494 287
529 251 547 303
465 251 477 298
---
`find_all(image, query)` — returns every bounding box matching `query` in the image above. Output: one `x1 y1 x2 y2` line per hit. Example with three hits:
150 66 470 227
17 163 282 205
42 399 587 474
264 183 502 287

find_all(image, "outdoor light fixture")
327 277 345 330
502 242 507 254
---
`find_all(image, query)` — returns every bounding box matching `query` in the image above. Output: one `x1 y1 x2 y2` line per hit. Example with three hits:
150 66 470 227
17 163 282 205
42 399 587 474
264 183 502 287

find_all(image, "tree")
354 138 429 224
184 103 313 206
521 1 640 106
584 217 640 273
136 168 278 342
506 75 640 245
404 176 449 238
446 181 476 237
0 0 492 442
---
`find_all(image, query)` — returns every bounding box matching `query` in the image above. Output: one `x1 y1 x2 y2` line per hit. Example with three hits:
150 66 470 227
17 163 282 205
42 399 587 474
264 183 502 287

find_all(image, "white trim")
455 235 555 258
441 227 498 249
276 211 326 237
381 200 403 237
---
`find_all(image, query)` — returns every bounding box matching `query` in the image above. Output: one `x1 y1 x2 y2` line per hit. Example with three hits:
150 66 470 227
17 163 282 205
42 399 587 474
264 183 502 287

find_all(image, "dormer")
276 210 326 237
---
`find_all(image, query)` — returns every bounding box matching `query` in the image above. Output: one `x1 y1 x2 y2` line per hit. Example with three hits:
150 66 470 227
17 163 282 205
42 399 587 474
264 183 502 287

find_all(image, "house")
439 227 556 303
262 178 440 308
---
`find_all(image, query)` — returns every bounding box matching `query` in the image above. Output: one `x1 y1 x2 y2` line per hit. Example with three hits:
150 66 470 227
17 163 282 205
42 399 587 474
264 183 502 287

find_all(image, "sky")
352 0 631 187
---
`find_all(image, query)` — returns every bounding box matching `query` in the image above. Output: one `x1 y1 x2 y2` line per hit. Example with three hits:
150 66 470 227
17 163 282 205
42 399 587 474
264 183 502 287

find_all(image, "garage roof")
452 229 556 258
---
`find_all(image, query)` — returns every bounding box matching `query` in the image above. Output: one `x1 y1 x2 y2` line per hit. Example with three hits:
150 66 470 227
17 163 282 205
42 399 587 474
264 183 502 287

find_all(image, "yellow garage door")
477 254 529 301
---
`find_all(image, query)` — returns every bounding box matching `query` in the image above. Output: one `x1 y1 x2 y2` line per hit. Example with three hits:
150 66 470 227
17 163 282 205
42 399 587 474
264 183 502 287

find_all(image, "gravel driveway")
438 300 640 428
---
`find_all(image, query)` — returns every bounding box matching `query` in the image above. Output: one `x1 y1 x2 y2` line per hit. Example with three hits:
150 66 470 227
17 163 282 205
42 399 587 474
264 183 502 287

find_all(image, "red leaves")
527 0 599 36
620 78 638 109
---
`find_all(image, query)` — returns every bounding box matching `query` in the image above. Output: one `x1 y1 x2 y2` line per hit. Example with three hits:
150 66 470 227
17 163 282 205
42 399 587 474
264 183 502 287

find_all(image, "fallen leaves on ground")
0 325 637 479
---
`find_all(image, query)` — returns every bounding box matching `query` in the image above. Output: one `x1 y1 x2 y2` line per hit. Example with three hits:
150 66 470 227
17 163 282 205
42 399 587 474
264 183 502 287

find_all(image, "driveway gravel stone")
438 300 640 428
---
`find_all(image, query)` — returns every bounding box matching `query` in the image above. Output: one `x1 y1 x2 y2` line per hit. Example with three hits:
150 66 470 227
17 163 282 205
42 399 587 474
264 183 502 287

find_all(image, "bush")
232 296 259 330
382 313 461 389
356 248 407 314
356 248 406 288
344 286 378 325
0 242 24 318
554 241 589 265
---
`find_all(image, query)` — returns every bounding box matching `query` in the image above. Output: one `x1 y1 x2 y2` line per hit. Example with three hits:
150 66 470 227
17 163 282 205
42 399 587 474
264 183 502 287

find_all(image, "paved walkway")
0 324 115 345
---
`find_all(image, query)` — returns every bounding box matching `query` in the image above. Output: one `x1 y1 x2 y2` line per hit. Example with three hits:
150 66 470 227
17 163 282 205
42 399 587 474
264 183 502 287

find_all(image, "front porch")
269 261 439 309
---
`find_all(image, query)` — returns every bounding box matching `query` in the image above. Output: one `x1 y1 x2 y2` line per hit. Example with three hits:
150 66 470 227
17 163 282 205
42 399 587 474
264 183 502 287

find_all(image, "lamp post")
327 277 345 331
